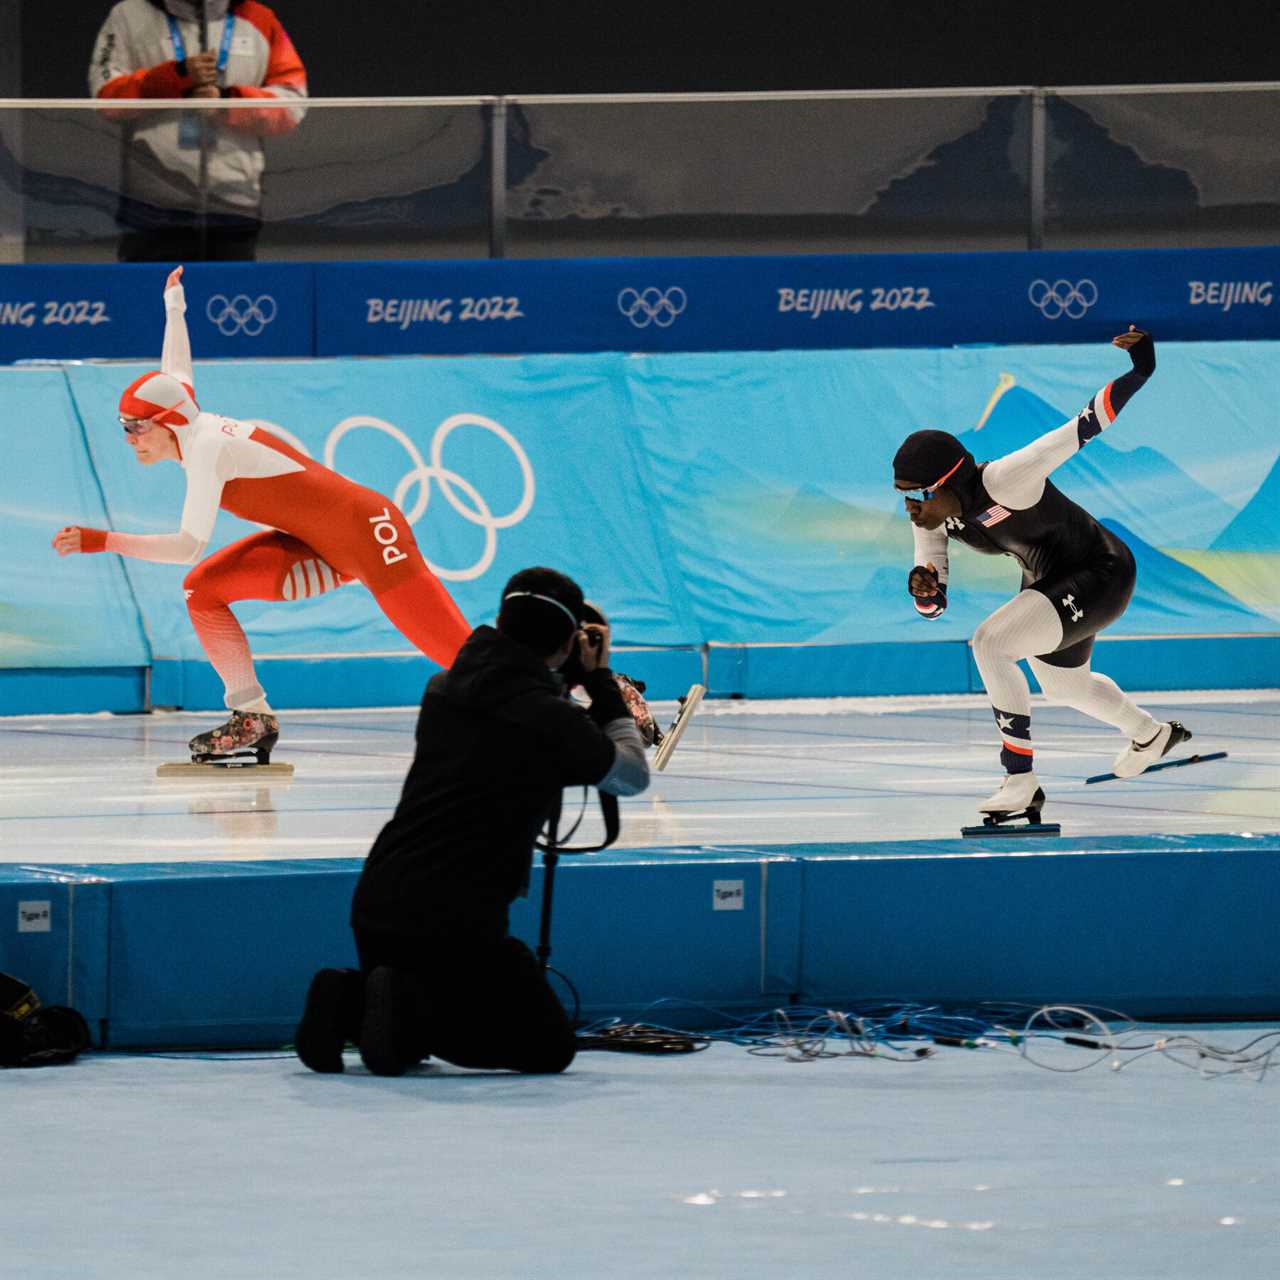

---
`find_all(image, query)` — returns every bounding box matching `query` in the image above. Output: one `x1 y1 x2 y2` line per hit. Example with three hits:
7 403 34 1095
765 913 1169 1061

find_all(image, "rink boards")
4 832 1278 1049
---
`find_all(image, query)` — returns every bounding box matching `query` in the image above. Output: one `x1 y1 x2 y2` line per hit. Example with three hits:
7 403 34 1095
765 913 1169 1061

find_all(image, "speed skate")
156 760 294 779
653 683 706 771
962 770 1060 838
157 709 294 779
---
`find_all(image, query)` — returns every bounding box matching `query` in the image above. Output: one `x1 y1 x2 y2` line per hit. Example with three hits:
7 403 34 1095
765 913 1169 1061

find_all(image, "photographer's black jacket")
350 626 630 940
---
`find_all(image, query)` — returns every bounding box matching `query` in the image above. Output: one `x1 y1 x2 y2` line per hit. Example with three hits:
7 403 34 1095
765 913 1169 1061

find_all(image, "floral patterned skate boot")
188 710 280 765
614 673 661 748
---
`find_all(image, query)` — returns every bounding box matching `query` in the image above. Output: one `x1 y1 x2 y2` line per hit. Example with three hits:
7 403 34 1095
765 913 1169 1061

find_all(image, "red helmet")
118 370 200 431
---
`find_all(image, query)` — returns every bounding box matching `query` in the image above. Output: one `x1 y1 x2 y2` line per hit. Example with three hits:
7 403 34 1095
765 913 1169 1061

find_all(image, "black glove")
908 565 948 619
1127 329 1156 377
580 667 629 726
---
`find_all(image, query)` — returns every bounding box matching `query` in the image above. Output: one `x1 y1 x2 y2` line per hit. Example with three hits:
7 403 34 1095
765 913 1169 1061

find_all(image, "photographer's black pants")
353 926 577 1074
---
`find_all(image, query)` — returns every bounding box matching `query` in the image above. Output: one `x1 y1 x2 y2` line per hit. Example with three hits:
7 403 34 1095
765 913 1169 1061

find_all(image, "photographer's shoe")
359 967 422 1077
294 968 362 1074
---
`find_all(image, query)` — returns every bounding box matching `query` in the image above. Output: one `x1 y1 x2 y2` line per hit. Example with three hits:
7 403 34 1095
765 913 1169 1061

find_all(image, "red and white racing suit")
79 282 470 711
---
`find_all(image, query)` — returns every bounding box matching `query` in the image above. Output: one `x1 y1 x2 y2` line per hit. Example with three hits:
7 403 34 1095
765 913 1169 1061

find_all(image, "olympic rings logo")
618 286 687 328
206 293 278 337
322 413 535 582
1027 279 1098 320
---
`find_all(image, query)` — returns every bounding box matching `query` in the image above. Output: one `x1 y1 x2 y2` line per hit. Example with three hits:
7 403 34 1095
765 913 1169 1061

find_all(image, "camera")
559 602 608 687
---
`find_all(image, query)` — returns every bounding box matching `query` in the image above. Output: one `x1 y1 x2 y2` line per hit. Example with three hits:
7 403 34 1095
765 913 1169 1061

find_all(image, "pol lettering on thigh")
369 508 408 566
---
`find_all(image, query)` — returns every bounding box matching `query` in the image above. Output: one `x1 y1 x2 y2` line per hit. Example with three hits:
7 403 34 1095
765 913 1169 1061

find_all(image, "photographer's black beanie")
497 566 585 656
892 429 976 490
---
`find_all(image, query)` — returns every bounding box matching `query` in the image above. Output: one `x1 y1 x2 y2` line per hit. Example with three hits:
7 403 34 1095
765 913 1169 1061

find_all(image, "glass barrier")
1044 86 1280 248
0 100 492 264
1 86 1277 264
503 91 1031 257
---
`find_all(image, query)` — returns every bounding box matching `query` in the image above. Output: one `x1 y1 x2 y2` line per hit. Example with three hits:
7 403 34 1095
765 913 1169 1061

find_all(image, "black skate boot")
188 709 280 766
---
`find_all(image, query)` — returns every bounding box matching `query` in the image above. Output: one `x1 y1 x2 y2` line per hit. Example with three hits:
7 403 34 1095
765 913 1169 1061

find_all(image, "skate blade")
157 762 295 779
1084 751 1227 785
962 822 1061 839
653 684 706 772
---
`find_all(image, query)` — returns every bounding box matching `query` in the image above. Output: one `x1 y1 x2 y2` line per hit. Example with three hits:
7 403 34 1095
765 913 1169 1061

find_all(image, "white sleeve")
983 375 1137 509
981 422 1080 509
105 434 226 564
911 522 949 584
596 719 651 797
161 283 194 389
88 8 132 97
103 529 207 565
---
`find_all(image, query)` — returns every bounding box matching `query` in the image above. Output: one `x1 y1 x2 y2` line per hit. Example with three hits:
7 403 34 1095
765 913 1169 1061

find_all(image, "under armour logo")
1062 594 1084 622
944 515 966 532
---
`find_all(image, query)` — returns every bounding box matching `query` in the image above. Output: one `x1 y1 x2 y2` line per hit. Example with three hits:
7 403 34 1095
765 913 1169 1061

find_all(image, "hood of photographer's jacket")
430 625 562 714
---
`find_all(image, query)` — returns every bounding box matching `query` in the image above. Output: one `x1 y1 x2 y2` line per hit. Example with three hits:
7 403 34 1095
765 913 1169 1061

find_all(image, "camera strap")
537 787 619 855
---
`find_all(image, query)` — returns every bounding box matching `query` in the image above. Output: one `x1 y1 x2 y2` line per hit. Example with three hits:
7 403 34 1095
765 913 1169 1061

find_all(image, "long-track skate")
653 684 706 772
961 784 1060 839
157 710 294 779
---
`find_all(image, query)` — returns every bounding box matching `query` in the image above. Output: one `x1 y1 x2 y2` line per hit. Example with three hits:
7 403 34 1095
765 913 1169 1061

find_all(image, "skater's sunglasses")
895 456 966 501
119 415 159 436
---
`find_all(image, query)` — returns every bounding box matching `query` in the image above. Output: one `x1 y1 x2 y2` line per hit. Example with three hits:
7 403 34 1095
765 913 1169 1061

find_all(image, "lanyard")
167 12 236 75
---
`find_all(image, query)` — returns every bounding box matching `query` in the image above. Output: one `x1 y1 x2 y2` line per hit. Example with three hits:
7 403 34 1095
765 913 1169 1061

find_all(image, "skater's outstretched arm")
52 422 225 565
160 266 195 391
983 326 1156 509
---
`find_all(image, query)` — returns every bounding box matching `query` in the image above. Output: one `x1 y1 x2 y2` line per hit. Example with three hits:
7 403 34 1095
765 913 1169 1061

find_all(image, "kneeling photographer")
296 566 649 1077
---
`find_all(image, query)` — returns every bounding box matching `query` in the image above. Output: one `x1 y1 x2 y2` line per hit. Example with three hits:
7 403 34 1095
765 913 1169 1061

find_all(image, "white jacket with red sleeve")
88 0 307 215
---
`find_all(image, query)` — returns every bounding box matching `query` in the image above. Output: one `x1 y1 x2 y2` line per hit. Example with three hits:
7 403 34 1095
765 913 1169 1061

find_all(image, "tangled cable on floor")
575 999 1280 1079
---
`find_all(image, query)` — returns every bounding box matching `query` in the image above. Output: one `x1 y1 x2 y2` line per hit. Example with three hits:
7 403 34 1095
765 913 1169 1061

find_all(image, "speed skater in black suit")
892 326 1191 819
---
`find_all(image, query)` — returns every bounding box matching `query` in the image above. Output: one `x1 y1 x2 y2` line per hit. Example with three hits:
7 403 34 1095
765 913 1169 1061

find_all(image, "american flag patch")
975 504 1012 527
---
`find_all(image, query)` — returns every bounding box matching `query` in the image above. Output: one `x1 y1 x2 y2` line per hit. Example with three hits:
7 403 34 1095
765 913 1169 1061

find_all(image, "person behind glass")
89 0 307 261
295 567 651 1078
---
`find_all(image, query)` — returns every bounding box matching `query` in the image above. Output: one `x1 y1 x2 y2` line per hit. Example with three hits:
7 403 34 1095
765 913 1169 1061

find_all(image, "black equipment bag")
0 971 91 1068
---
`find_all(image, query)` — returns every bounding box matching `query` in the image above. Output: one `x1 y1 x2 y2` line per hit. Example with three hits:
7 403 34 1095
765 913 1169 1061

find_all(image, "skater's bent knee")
971 618 1018 663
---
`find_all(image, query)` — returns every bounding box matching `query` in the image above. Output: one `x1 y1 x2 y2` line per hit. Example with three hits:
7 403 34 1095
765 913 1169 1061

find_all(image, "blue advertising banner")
2 246 1278 363
314 247 1280 358
0 263 313 362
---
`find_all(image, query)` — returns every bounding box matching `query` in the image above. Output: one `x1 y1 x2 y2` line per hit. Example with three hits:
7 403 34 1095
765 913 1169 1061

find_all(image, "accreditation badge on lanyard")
170 14 236 150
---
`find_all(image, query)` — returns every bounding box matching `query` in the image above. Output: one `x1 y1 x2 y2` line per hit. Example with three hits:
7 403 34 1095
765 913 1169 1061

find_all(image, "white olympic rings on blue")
618 286 688 328
1027 279 1098 320
322 413 535 582
206 293 279 337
